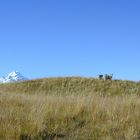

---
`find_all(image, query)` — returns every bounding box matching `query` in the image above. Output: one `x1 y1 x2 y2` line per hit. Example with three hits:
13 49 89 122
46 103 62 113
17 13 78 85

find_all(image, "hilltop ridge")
0 77 140 96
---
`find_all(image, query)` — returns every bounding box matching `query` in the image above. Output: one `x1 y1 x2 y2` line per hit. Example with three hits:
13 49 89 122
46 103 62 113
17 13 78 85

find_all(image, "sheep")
104 74 113 80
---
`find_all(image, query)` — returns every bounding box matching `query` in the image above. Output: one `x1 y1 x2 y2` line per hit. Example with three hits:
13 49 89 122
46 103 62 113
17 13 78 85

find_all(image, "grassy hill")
0 77 140 95
0 77 140 140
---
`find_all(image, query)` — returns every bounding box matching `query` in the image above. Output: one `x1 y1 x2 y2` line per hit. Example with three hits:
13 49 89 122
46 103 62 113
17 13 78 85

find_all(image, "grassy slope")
0 77 140 95
0 77 140 140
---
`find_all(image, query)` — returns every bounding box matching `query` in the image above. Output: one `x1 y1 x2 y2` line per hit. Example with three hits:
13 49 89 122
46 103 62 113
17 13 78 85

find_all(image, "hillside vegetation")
0 77 140 96
0 77 140 140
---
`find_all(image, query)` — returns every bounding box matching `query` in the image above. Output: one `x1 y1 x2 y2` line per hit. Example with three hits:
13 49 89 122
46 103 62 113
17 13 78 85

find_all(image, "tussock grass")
0 77 140 139
1 93 140 139
0 77 140 96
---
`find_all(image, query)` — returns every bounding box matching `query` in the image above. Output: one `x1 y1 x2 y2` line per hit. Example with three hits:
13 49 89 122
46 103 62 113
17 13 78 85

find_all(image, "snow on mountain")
0 71 27 83
0 77 5 83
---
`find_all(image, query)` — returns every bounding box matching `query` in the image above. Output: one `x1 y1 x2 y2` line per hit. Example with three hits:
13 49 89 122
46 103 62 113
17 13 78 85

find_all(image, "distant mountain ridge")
0 71 27 83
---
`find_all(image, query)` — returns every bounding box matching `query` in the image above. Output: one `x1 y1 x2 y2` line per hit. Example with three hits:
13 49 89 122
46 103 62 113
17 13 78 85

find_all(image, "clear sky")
0 0 140 80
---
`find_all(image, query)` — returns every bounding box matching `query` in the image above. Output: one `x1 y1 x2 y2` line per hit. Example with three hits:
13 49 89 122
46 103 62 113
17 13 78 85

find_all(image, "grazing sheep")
104 74 113 80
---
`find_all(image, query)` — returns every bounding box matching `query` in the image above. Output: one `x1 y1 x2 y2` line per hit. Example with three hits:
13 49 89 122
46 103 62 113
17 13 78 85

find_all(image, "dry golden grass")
0 77 140 96
1 93 140 140
0 77 140 139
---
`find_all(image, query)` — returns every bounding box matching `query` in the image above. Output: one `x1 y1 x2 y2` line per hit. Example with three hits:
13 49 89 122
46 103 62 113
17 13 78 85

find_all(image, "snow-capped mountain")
0 77 5 83
0 71 27 83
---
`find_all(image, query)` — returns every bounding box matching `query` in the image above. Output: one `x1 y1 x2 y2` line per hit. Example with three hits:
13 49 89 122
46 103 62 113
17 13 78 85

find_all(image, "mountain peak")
7 71 22 77
0 71 27 83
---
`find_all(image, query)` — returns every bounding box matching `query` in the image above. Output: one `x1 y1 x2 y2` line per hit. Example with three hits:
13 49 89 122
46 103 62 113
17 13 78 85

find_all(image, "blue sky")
0 0 140 80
